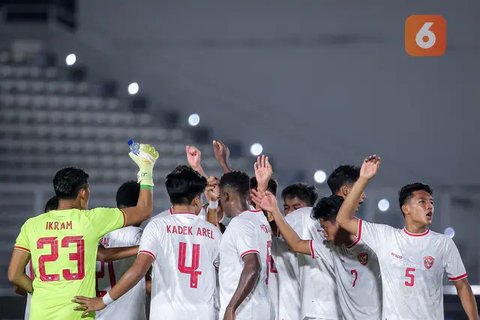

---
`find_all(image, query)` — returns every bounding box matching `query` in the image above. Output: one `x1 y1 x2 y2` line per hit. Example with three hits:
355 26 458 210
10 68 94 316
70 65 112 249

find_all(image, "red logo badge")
357 252 369 265
424 256 435 269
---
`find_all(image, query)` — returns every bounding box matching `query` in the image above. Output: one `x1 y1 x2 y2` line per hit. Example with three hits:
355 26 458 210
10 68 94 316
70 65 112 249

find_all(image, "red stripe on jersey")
120 209 127 227
309 240 315 258
240 249 260 258
14 245 30 253
448 273 468 281
403 228 430 237
138 250 156 260
346 237 360 248
356 219 363 242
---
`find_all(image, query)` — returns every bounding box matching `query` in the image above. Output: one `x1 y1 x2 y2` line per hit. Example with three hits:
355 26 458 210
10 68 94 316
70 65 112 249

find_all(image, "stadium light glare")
444 227 455 238
188 113 200 126
65 53 76 66
250 143 263 156
378 199 390 212
314 170 327 183
128 82 139 95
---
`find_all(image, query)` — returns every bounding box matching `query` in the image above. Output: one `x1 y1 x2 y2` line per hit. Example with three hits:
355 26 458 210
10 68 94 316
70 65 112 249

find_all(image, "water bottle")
128 139 140 155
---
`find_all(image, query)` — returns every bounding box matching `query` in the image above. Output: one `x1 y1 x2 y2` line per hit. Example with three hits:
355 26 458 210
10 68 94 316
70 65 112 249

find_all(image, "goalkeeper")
8 142 158 320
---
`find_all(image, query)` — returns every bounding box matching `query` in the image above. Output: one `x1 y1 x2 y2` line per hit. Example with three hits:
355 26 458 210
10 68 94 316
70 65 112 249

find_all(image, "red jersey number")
37 236 85 282
178 242 202 288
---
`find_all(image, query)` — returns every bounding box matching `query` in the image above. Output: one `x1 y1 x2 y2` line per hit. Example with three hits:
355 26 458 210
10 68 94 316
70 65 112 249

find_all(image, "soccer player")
74 165 222 320
282 184 341 320
22 196 59 320
252 191 382 320
95 181 146 320
336 155 479 320
8 143 158 320
218 170 273 320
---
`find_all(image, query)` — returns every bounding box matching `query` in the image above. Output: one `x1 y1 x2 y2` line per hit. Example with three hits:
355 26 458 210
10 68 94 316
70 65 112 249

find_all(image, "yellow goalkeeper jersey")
14 207 126 320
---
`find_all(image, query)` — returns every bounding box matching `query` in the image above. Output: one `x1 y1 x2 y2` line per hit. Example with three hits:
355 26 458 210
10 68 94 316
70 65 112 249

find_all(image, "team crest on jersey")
424 256 435 269
357 252 368 265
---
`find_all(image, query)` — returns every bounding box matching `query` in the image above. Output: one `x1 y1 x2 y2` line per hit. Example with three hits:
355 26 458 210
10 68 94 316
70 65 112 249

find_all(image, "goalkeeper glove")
128 143 159 187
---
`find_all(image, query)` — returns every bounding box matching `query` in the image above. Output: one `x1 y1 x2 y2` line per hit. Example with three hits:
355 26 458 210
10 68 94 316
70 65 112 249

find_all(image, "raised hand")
73 296 105 317
186 145 207 177
254 155 272 192
213 140 232 173
186 145 202 169
129 143 159 186
360 155 381 180
251 189 278 214
205 176 220 202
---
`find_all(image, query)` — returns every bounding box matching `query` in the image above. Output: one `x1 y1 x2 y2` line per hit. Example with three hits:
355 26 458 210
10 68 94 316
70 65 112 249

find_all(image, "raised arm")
213 140 232 173
251 190 310 255
7 249 33 294
123 143 158 226
454 278 479 320
224 253 261 320
336 155 381 236
254 155 272 194
186 145 207 178
74 253 153 317
205 176 220 227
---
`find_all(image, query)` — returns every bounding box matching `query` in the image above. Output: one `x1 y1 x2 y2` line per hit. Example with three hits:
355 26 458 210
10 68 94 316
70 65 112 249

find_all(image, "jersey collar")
403 227 430 237
169 207 196 215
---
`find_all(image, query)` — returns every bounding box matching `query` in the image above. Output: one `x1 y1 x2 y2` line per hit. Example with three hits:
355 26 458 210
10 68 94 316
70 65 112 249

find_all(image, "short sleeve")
86 207 126 238
357 220 393 254
138 220 161 260
444 237 468 281
310 239 334 268
285 211 303 235
234 220 260 259
101 227 142 248
14 222 31 253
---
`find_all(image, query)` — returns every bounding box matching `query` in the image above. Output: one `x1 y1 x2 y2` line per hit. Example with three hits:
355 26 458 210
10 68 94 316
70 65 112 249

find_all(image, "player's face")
404 190 434 226
283 196 308 215
319 218 339 242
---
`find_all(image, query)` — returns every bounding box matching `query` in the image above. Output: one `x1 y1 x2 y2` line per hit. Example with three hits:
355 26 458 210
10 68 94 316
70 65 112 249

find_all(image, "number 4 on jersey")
178 242 202 288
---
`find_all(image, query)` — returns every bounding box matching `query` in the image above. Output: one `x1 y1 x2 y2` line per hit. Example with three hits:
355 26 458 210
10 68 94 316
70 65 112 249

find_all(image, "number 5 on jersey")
405 15 446 56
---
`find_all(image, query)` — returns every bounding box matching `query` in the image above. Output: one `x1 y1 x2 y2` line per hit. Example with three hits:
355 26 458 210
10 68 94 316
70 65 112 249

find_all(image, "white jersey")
96 226 146 320
268 236 279 320
271 234 301 320
219 209 273 320
311 238 382 320
358 219 467 320
139 210 221 320
285 207 341 320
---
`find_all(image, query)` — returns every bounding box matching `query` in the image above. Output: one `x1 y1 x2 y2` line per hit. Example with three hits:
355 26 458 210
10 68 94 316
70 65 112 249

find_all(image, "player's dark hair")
327 165 360 194
311 195 343 222
250 177 278 196
281 183 318 206
165 165 207 205
116 181 140 208
398 183 433 210
44 196 58 212
53 167 89 200
219 171 250 197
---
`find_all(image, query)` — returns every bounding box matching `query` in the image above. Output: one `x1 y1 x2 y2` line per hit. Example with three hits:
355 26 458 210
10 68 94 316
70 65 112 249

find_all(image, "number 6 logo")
405 15 446 56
